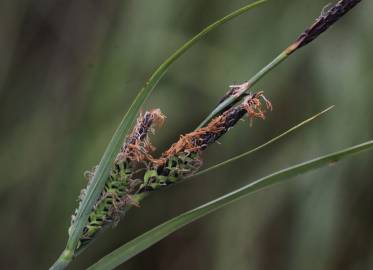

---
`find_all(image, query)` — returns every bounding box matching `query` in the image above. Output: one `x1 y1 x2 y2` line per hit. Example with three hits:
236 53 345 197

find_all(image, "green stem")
197 50 289 129
49 193 148 270
49 249 73 270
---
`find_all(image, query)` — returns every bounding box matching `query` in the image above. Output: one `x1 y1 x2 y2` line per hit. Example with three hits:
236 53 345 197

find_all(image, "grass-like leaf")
192 106 334 178
87 140 373 270
51 1 268 268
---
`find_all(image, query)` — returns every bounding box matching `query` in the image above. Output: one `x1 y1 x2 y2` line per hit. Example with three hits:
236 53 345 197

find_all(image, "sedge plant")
50 1 370 269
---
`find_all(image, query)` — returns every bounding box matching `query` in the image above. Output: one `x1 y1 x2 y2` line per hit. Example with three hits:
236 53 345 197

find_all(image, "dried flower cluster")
116 109 165 163
69 91 271 250
162 92 271 160
142 92 272 190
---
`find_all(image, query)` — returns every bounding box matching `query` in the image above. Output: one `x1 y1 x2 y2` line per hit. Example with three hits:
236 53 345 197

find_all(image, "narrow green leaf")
64 0 268 257
192 106 334 178
88 140 373 270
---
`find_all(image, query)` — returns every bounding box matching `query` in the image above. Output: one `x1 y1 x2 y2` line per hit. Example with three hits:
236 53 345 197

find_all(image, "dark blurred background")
1 0 373 269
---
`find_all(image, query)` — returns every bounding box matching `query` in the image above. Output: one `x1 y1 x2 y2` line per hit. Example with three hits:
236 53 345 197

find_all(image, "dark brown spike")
288 0 362 54
159 92 272 162
117 109 165 163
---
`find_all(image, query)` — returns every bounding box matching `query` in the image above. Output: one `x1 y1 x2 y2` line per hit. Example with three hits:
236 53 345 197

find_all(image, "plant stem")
49 249 73 270
197 50 289 129
197 0 363 128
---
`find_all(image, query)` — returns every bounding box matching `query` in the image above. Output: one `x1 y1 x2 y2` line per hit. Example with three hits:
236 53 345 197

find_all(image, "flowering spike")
70 109 166 251
142 92 272 190
287 0 362 55
117 109 166 163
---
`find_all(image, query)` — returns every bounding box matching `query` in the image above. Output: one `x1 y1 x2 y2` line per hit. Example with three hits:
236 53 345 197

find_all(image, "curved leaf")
87 140 373 270
192 106 334 178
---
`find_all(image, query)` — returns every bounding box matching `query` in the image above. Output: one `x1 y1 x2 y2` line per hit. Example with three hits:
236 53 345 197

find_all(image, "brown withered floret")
116 109 165 163
159 92 272 162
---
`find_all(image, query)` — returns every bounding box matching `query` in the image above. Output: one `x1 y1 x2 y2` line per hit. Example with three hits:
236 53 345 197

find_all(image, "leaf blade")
87 140 373 270
192 106 334 178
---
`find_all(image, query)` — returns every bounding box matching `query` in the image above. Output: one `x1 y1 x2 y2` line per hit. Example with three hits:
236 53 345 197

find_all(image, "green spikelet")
142 92 272 191
75 161 135 250
142 152 201 190
69 109 165 252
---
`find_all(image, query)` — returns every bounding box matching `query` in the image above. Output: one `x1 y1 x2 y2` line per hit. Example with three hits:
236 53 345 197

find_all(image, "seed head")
161 91 272 160
288 0 362 54
117 109 166 163
141 92 272 190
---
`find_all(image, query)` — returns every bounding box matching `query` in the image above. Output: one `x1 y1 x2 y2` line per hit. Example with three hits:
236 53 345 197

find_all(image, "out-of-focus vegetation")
0 0 372 269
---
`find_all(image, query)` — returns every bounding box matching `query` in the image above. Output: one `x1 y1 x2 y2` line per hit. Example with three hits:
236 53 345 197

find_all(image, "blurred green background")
1 0 373 269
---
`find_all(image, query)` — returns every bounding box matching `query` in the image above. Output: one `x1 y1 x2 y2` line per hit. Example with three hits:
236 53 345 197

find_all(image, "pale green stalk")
197 0 362 128
197 51 289 129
